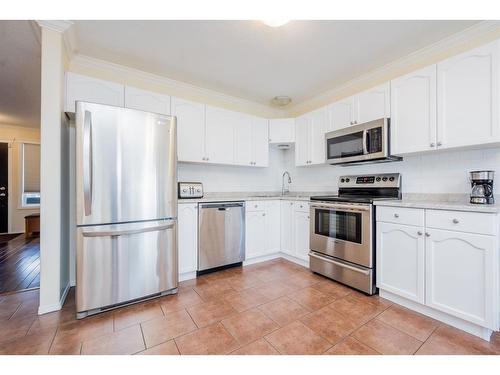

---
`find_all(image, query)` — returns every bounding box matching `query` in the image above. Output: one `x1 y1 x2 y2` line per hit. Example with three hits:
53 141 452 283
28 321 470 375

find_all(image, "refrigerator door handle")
83 110 93 216
81 222 174 238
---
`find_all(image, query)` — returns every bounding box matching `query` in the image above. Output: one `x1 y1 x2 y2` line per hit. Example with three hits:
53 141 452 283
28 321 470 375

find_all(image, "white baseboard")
380 289 494 341
179 271 197 282
243 253 281 266
279 253 309 268
38 282 71 315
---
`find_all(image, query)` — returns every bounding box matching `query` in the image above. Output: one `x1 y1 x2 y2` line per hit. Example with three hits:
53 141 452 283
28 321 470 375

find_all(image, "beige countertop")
374 193 500 214
178 191 335 204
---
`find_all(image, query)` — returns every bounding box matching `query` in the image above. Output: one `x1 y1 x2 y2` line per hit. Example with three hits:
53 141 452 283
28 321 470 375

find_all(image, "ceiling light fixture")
271 96 292 107
262 20 290 28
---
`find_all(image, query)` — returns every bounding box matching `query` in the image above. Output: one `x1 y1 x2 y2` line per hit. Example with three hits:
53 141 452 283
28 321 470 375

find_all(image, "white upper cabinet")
269 118 295 143
251 117 269 167
328 96 356 130
233 115 253 166
295 114 310 166
205 106 235 165
124 86 171 115
171 97 206 163
65 72 124 112
437 40 500 150
295 107 327 166
356 82 390 123
391 65 437 155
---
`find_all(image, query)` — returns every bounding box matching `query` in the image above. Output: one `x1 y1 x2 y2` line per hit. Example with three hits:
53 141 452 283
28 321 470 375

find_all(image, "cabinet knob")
425 232 430 237
350 121 354 125
394 213 399 218
437 141 442 146
452 218 459 224
417 231 423 236
354 121 357 124
262 213 266 216
254 205 258 208
430 143 435 148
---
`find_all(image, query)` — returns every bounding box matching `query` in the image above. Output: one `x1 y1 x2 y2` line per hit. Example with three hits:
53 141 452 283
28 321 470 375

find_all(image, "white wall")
178 147 285 192
282 146 500 194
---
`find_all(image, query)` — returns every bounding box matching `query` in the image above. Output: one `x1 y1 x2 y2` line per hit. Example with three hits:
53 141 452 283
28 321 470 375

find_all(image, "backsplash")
284 146 500 193
178 145 500 194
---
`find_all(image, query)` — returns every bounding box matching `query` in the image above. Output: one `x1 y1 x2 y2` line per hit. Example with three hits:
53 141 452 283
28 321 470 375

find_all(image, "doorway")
0 142 8 233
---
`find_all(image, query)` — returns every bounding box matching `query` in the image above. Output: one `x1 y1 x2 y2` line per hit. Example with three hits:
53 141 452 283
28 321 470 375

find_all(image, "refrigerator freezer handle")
83 110 93 216
81 222 174 238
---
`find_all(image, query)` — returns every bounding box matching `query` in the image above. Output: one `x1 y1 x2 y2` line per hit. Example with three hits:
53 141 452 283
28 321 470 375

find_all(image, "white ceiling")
0 20 40 128
72 20 479 107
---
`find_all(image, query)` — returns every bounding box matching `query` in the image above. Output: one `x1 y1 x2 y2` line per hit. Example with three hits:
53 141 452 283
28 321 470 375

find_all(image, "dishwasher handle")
200 201 245 209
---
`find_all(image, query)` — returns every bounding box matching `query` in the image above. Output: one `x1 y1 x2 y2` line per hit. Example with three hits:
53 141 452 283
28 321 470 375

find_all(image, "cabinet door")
205 106 235 165
266 201 281 253
294 210 310 261
245 210 268 259
376 222 425 303
124 86 171 115
65 72 124 112
251 117 269 167
328 96 356 130
233 114 253 166
269 118 295 143
178 203 198 274
295 114 310 166
437 41 500 150
171 97 206 163
280 201 294 256
391 66 437 155
356 83 390 124
309 107 327 165
425 228 495 329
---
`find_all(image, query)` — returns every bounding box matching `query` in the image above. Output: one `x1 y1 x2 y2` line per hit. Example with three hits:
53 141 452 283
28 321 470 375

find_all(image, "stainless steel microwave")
325 118 401 165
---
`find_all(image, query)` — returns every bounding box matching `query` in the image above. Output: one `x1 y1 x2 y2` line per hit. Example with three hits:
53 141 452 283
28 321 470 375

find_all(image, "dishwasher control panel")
178 182 204 199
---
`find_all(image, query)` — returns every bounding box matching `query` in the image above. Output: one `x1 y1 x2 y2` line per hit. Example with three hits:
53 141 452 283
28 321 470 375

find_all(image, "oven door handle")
310 203 370 212
309 252 370 275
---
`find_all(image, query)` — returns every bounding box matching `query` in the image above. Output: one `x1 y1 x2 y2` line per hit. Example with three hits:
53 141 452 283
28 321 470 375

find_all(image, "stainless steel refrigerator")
75 102 178 319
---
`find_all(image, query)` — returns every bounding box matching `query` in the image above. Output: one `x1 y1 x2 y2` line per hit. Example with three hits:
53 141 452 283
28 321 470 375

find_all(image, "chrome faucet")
282 171 292 195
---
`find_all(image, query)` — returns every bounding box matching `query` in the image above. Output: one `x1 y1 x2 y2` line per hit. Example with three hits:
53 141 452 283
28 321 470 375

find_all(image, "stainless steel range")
309 173 401 295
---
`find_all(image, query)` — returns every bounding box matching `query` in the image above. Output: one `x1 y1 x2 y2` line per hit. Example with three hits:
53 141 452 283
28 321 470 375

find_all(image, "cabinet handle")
262 213 266 216
354 121 357 124
394 213 399 218
350 121 353 125
307 216 310 219
417 231 422 236
452 218 459 224
425 232 430 237
437 141 442 147
254 205 258 208
430 143 435 148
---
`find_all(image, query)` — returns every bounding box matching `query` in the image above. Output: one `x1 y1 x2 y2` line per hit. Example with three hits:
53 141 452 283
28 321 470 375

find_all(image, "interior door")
76 102 177 226
0 143 8 233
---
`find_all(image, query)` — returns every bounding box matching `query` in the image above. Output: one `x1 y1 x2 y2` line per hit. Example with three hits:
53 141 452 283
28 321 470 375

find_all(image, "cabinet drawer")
376 206 424 226
246 201 266 212
426 209 496 235
294 201 309 212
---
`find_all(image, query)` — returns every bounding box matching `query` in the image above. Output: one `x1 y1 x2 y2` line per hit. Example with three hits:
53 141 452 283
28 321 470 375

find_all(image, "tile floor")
0 258 499 355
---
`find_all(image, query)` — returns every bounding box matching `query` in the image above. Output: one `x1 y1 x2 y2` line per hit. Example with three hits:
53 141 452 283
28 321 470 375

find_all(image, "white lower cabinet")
293 210 310 261
177 203 198 276
425 228 495 328
245 200 281 260
377 205 499 333
280 201 294 256
376 222 425 303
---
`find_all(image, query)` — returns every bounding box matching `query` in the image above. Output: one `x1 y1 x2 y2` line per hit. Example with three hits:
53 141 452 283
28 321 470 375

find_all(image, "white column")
37 20 73 314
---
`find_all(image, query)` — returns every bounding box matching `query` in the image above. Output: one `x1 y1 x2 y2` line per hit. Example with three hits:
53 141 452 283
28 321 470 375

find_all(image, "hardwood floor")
0 234 40 294
0 258 499 355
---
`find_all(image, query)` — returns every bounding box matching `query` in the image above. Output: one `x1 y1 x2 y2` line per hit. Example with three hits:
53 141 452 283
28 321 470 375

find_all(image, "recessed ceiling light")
271 96 292 107
262 20 290 28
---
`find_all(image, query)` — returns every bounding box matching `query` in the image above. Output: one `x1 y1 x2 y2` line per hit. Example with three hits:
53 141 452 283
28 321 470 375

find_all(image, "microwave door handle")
362 129 368 154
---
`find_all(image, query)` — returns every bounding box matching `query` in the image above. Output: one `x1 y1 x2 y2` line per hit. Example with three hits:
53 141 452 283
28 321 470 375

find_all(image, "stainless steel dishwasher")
198 202 245 273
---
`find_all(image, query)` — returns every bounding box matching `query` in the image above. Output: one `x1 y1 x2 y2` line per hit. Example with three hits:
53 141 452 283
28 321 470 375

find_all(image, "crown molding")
36 20 74 33
70 54 286 118
286 20 500 116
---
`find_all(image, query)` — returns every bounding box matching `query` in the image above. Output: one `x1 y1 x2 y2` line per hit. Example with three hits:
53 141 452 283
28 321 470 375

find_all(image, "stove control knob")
382 177 388 181
376 177 381 182
389 177 395 181
340 178 345 183
345 178 350 183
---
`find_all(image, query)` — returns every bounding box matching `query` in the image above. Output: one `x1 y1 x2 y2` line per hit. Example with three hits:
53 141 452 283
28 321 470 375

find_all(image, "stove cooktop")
310 195 400 204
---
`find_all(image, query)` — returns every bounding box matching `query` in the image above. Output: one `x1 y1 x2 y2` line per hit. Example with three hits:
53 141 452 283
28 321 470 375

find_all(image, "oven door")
310 202 373 268
325 118 388 165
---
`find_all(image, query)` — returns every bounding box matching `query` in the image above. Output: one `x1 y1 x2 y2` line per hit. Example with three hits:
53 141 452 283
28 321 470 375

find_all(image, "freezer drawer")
76 220 177 316
198 202 245 271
